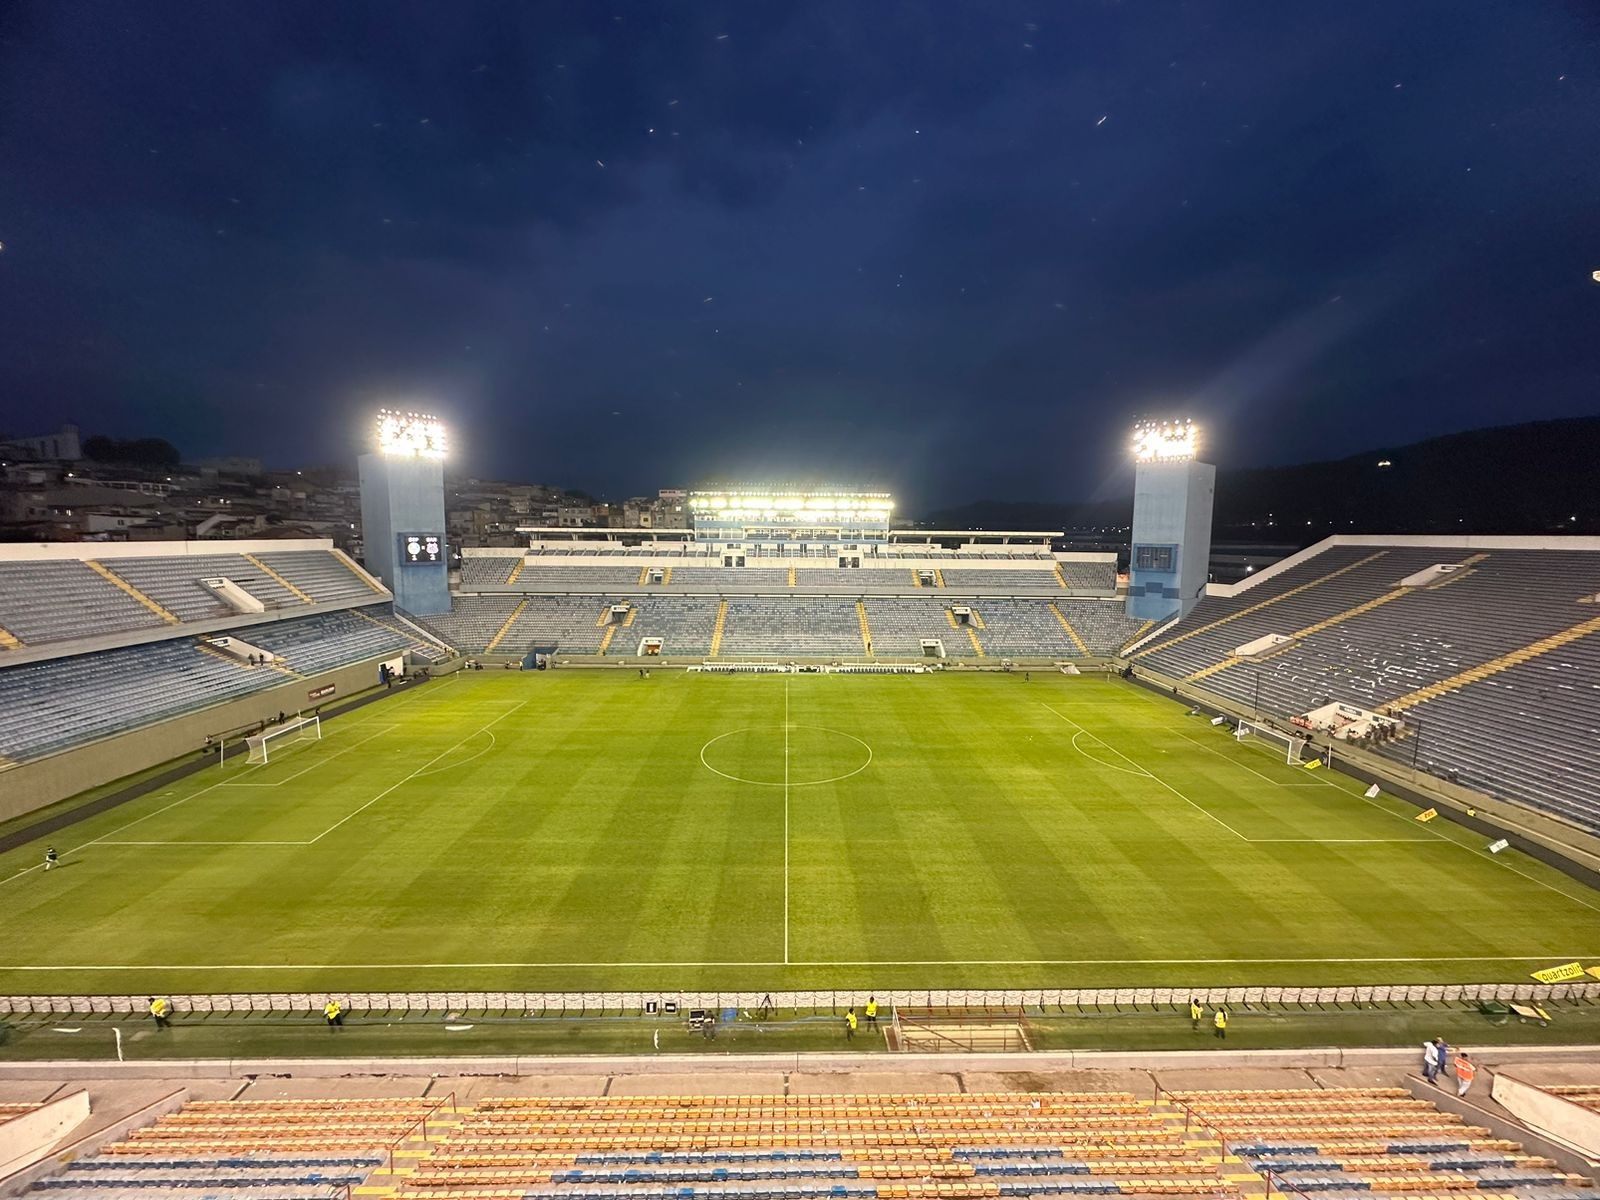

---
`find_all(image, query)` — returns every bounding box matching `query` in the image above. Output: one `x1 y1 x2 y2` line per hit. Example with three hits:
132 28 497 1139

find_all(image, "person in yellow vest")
1189 998 1202 1030
865 997 879 1029
1453 1051 1476 1096
148 997 171 1030
1212 1007 1227 1039
324 998 343 1028
844 1008 858 1040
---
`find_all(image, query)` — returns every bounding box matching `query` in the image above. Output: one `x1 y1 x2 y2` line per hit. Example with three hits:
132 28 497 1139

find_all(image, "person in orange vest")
1453 1050 1476 1096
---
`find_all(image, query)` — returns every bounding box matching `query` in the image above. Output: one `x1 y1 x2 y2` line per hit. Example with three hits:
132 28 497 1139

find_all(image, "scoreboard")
400 532 443 565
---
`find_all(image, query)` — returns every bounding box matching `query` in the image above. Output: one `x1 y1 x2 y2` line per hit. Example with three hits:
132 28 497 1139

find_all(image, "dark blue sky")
3 1 1598 510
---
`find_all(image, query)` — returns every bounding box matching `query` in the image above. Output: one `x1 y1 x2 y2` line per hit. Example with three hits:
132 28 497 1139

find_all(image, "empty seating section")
409 595 524 652
514 565 655 590
491 596 615 654
1384 629 1600 833
669 567 792 588
609 597 721 656
459 556 520 586
0 561 161 646
793 568 911 589
941 569 1060 591
0 639 280 761
0 607 443 762
1065 602 1148 656
255 551 383 603
719 598 863 657
102 555 303 621
27 1098 434 1200
247 609 428 675
1169 1086 1591 1198
393 1093 1236 1200
864 598 977 657
1060 562 1117 592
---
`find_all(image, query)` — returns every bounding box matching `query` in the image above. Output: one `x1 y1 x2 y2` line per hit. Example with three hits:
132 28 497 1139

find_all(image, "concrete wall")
0 539 332 563
0 1091 89 1178
0 1088 184 1198
1493 1070 1600 1157
0 658 388 823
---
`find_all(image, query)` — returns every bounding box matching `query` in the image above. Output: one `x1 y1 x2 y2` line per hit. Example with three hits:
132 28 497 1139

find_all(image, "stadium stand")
940 568 1061 590
1060 561 1118 592
0 608 439 763
409 594 524 652
484 595 616 655
255 551 383 603
863 597 977 657
1132 542 1600 831
606 595 721 656
458 555 520 586
511 565 653 590
97 554 303 621
0 560 165 646
1169 1086 1591 1196
670 566 792 588
718 597 863 657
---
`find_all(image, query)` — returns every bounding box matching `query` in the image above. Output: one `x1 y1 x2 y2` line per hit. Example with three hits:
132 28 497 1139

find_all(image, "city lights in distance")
376 409 448 459
1131 419 1200 462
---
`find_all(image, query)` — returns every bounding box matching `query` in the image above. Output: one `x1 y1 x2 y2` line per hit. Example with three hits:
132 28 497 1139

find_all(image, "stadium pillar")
1127 456 1215 623
359 450 450 615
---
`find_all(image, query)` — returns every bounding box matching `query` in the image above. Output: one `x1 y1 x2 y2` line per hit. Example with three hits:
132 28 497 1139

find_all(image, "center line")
783 678 790 965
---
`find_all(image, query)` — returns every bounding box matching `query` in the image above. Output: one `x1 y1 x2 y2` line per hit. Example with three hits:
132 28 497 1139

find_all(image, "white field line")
307 699 529 843
222 725 398 787
2 954 1593 972
1041 702 1253 842
783 678 790 966
1175 731 1325 787
96 841 311 847
1113 680 1600 915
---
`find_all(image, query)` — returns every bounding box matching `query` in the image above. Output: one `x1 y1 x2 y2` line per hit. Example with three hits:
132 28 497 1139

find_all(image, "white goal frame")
245 715 321 765
1234 719 1304 764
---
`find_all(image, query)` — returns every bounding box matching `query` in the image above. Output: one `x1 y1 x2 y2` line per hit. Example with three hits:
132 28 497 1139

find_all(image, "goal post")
1234 719 1303 764
245 715 321 765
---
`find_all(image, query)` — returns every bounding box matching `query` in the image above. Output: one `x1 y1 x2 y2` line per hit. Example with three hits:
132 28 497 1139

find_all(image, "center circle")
700 725 873 787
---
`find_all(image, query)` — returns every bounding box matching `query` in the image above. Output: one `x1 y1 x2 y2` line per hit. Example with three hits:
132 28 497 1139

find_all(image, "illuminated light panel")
688 488 894 522
1131 418 1200 463
377 409 448 459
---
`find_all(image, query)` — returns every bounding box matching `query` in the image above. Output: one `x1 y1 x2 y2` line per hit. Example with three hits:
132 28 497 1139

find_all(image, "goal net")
245 715 321 765
1234 719 1304 764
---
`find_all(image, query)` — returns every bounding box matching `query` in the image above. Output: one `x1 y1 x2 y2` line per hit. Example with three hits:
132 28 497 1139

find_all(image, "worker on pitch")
1189 997 1202 1030
324 998 343 1029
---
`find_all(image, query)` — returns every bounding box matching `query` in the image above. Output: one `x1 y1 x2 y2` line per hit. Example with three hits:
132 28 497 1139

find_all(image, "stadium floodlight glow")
376 409 448 459
1131 418 1200 463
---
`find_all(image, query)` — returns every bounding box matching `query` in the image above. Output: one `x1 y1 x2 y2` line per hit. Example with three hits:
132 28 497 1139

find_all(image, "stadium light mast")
358 408 452 615
1126 417 1215 623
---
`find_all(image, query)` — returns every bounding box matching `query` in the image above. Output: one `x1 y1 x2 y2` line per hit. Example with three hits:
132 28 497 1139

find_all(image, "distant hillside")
925 415 1600 539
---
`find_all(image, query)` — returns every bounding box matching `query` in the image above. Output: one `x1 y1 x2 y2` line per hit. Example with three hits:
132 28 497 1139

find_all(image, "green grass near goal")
0 671 1595 996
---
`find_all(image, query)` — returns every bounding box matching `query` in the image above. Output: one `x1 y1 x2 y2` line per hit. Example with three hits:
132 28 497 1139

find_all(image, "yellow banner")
1531 961 1586 984
1415 808 1438 822
1587 966 1600 981
1302 759 1322 771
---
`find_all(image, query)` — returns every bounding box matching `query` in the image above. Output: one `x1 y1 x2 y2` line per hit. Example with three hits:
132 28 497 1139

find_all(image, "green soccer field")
2 671 1596 996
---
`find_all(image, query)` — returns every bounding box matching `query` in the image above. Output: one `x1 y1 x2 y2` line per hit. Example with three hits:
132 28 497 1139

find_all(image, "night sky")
3 2 1598 510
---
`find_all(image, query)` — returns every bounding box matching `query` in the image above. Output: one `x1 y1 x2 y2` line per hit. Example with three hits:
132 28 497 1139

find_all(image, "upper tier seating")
408 595 523 652
512 565 651 590
669 566 792 588
255 551 384 603
0 561 163 645
1170 1086 1590 1198
1061 562 1118 592
458 555 520 586
940 568 1061 590
101 554 303 621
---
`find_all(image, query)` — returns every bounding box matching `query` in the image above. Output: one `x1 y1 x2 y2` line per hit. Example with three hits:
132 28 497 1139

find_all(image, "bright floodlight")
1131 418 1200 462
377 409 448 459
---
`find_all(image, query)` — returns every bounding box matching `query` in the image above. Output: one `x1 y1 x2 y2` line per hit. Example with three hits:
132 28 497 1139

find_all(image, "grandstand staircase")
1054 562 1069 588
243 551 315 603
84 559 181 624
637 564 650 585
333 547 389 594
484 598 529 653
789 565 798 587
947 608 985 656
507 558 526 586
910 568 922 587
1133 550 1388 659
197 639 298 677
709 599 728 657
1391 612 1600 711
598 625 617 654
933 567 946 587
1048 602 1089 654
856 600 873 656
662 565 673 586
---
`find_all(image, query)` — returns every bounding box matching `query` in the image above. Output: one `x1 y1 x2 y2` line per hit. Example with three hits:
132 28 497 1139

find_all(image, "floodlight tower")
1125 419 1215 623
358 409 450 615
